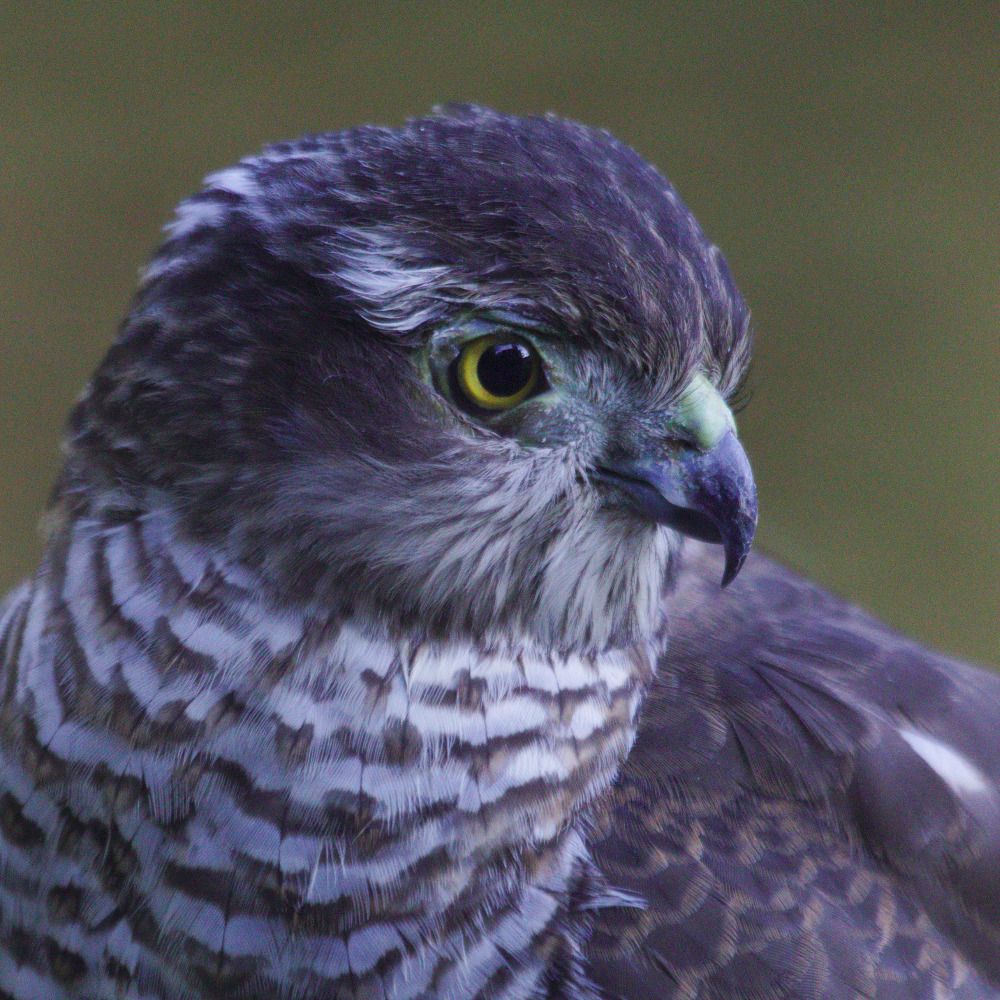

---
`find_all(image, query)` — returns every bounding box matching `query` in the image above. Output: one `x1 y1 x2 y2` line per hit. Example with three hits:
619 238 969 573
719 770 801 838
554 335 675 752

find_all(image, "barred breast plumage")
0 508 653 998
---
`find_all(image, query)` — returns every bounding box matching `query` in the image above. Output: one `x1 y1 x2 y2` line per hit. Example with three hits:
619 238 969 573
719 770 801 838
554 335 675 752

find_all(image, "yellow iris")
455 335 540 411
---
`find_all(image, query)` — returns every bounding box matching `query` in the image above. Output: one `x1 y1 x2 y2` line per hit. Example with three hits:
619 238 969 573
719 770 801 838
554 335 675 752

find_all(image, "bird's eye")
451 334 543 411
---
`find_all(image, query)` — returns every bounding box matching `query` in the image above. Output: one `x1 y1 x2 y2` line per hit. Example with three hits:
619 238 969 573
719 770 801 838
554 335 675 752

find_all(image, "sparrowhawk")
1 106 997 999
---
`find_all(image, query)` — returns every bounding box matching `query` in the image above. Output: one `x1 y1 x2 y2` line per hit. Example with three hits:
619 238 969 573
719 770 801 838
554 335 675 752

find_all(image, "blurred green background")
1 4 997 662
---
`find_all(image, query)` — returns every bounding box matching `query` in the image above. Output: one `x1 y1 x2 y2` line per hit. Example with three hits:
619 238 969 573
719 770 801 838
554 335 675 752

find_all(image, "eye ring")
452 334 542 411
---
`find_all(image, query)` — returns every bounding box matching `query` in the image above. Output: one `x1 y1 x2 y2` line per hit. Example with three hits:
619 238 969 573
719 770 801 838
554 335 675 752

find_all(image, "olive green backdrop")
1 3 997 662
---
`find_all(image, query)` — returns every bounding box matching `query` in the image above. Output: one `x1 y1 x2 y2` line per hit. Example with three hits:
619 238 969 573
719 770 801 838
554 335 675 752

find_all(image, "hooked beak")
595 429 758 587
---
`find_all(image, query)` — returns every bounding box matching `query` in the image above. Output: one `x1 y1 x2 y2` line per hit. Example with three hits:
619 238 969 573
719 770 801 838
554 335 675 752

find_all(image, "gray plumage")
0 106 996 999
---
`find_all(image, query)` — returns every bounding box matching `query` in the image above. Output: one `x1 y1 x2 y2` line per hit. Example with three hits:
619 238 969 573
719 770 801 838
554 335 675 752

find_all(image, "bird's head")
61 106 756 653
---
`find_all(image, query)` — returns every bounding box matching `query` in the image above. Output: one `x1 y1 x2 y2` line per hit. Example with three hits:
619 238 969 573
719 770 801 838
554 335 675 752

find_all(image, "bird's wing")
585 542 1000 999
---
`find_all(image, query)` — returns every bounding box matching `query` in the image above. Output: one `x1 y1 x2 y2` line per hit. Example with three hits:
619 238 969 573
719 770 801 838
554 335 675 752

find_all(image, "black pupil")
477 342 534 397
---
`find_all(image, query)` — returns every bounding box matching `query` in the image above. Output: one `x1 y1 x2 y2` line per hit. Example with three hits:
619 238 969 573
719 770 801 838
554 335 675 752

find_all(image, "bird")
0 104 996 1000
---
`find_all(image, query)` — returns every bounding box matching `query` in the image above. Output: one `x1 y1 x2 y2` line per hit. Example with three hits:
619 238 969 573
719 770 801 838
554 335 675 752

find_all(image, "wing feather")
585 543 1000 999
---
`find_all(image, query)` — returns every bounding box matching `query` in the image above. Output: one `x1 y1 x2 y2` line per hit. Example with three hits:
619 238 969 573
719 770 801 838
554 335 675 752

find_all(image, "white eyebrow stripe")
899 727 991 796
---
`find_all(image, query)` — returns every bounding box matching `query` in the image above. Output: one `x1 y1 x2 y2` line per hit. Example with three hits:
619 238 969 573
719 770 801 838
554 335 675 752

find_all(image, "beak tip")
720 548 748 587
717 491 758 588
